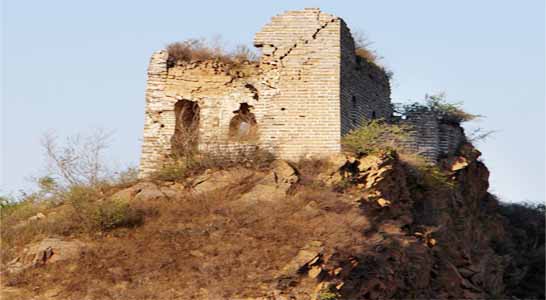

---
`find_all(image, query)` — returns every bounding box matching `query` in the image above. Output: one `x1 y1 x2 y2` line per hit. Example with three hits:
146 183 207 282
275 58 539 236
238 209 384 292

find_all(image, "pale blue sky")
1 1 544 203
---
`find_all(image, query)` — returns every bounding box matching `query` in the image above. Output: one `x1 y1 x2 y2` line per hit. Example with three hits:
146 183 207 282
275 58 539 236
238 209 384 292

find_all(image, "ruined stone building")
139 8 465 177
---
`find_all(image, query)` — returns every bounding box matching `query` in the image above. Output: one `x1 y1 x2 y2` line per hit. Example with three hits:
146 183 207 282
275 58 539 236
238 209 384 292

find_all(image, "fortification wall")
140 8 465 177
254 8 342 160
399 110 466 162
139 53 265 177
139 51 170 176
339 22 392 135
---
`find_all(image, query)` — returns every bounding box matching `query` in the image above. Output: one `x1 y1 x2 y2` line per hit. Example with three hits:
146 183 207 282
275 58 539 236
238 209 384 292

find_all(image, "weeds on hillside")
66 185 143 231
1 184 144 262
1 131 143 264
5 174 370 299
166 38 259 66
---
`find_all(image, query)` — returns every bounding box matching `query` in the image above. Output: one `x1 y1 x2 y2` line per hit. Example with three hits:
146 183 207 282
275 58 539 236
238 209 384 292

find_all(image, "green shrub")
65 185 143 231
396 93 480 124
93 200 143 231
342 119 410 156
317 289 339 300
152 161 189 182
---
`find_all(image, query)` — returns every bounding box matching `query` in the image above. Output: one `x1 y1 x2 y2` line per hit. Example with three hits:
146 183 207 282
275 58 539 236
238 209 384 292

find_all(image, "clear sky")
1 0 544 203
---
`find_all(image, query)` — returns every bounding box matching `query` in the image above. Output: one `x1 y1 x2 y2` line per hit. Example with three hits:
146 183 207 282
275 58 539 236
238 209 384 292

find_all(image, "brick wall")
254 8 342 160
139 8 465 177
339 21 392 135
399 109 467 162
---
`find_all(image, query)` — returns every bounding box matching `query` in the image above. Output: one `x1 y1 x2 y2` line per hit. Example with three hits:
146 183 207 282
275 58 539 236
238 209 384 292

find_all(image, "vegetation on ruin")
341 119 455 190
353 31 393 79
396 93 481 124
341 119 410 156
166 38 259 67
353 31 380 65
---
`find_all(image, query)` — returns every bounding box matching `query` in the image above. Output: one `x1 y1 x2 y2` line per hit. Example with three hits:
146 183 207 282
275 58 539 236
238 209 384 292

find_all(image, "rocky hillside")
1 143 544 300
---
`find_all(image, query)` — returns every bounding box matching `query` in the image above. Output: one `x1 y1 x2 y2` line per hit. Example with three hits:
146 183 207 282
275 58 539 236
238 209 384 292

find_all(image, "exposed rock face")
5 238 86 274
191 167 256 195
238 160 298 203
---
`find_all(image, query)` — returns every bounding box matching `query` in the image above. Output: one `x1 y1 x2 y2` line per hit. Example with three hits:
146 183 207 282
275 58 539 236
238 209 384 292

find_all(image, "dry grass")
166 38 259 67
4 168 371 299
0 185 145 265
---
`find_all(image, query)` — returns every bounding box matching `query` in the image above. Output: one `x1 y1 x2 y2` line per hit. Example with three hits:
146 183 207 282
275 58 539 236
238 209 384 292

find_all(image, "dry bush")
166 38 259 66
65 185 143 231
41 129 112 188
0 185 145 264
353 31 379 65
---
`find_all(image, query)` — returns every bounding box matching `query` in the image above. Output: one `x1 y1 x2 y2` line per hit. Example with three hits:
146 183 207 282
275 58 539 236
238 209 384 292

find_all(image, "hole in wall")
229 103 258 141
171 99 200 157
281 108 286 111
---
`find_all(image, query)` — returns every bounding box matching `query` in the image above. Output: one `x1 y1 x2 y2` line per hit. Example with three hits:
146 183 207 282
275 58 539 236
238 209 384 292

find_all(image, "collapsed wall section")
340 22 392 135
139 52 264 177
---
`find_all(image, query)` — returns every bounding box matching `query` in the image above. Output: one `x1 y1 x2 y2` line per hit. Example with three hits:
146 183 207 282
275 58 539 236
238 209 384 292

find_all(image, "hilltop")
1 142 544 299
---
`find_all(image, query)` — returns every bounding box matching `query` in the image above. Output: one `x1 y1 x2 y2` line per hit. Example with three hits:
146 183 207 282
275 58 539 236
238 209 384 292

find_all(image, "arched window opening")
171 100 200 157
229 103 257 141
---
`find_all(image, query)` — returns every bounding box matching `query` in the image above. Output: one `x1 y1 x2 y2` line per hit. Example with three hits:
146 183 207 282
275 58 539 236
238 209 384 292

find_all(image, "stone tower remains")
138 8 464 177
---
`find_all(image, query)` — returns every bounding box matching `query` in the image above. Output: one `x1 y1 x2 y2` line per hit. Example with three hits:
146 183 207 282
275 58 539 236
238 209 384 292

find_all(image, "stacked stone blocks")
139 8 466 177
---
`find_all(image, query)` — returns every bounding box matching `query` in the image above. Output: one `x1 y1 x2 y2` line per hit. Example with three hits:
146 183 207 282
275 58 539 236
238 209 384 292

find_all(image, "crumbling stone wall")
253 8 343 160
139 52 265 176
340 22 392 135
399 109 466 162
139 8 461 177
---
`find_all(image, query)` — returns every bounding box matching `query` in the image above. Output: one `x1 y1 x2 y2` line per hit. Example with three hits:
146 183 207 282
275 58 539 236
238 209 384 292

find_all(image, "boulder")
238 160 298 203
6 238 86 274
191 168 254 194
279 241 323 276
112 181 169 202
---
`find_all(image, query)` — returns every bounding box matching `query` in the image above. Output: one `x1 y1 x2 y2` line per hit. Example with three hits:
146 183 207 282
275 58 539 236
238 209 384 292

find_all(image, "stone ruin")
139 8 465 177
